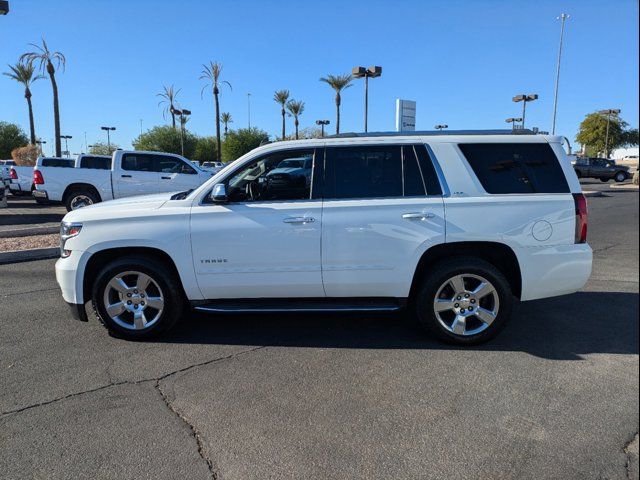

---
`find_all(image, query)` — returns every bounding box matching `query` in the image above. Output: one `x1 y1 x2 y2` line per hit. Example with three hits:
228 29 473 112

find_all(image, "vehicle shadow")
159 291 639 360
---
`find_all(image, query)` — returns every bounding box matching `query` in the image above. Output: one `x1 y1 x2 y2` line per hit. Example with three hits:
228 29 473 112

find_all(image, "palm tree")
157 85 180 129
286 100 305 140
319 73 352 135
200 61 232 162
3 60 44 144
273 90 290 140
21 39 66 156
221 112 233 135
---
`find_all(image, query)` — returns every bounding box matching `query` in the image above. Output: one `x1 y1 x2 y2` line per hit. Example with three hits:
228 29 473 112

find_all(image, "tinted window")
80 156 111 170
223 149 315 202
325 145 404 199
402 146 425 196
41 158 74 168
121 154 157 172
458 143 570 194
158 157 197 175
413 145 443 195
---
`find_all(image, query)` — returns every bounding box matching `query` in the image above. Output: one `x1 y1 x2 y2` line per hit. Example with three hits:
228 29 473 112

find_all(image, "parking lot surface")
0 185 638 479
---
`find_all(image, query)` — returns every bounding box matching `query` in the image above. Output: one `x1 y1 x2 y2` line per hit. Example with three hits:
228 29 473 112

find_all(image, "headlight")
60 222 82 258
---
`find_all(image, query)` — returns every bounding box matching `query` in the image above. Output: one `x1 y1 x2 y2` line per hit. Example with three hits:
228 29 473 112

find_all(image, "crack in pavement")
0 287 59 298
1 345 266 417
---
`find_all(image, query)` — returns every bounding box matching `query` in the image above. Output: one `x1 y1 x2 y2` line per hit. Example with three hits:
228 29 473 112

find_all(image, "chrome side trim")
194 305 401 313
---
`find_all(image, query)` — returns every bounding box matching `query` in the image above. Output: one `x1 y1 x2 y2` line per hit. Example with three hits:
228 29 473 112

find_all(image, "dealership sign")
395 99 416 131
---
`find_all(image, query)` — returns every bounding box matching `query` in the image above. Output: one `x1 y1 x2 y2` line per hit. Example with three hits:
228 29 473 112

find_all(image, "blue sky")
1 0 638 155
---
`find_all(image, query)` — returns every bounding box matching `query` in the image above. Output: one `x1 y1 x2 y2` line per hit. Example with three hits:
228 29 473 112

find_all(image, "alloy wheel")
102 270 164 330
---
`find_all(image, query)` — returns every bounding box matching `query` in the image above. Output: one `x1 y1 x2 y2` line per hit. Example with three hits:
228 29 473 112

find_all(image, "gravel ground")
0 233 59 252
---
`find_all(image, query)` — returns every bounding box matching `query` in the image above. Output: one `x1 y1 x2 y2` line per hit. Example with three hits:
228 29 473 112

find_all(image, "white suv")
55 131 592 344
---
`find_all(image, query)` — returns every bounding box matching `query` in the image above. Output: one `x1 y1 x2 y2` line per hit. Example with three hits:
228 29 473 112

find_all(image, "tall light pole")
35 139 46 155
60 135 72 157
434 124 448 131
598 108 621 158
352 66 382 132
512 94 538 129
316 120 330 137
552 13 570 135
247 93 252 128
505 117 523 131
101 126 116 150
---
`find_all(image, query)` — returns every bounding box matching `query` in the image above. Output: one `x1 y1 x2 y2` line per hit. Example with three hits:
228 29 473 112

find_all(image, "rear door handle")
283 216 315 224
402 212 435 220
161 176 171 180
121 175 132 178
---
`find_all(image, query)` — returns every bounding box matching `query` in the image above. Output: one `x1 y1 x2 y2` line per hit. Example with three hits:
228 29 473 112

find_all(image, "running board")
192 298 406 314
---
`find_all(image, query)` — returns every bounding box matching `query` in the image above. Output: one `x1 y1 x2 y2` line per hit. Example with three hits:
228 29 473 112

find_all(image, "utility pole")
552 13 570 135
247 93 252 128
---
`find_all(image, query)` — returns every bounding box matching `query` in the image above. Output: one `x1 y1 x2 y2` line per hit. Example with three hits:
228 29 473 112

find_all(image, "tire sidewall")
615 172 626 182
92 258 182 340
415 259 513 345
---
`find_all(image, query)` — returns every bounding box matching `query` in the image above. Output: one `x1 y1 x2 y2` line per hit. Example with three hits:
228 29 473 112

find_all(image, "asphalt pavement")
0 183 638 480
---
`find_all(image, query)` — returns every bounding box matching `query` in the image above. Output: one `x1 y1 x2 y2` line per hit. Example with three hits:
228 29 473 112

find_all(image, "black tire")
34 196 49 205
412 256 513 345
65 189 99 212
614 171 627 183
91 256 184 340
599 178 609 182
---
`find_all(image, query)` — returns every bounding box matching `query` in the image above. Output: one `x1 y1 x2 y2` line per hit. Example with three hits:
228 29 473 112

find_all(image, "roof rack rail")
327 129 537 138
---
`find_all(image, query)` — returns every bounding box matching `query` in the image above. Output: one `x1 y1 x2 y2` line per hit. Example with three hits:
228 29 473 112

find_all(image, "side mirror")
210 183 228 202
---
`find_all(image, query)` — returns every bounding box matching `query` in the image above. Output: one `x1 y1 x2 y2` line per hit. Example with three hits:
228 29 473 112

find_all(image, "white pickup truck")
34 150 215 211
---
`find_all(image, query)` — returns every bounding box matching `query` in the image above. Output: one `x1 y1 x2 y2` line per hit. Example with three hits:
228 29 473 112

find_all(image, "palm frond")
286 99 305 116
320 73 353 91
273 89 290 105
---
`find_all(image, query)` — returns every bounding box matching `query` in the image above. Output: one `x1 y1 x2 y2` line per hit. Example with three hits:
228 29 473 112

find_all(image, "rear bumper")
518 244 593 301
33 189 48 200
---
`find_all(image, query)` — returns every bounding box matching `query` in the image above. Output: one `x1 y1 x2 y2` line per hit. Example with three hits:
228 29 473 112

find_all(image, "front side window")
158 157 197 175
458 143 570 194
223 149 315 202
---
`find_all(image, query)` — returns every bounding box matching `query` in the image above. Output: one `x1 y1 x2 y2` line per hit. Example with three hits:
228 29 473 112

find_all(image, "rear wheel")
92 256 183 340
413 257 513 345
65 189 99 211
600 178 609 182
615 171 627 183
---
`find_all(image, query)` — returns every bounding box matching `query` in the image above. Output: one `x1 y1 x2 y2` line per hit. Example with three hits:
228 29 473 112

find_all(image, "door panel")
321 144 446 298
116 153 159 198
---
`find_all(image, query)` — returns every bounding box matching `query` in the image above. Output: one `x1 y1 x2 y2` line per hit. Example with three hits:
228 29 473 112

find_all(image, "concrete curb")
0 247 59 265
0 225 59 239
610 183 639 190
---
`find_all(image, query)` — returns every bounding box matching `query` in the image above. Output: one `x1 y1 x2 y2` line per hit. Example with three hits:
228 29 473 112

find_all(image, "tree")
193 136 217 163
88 141 119 156
0 122 29 159
201 61 232 162
286 99 305 139
157 85 180 129
576 112 639 157
221 127 269 163
132 125 198 158
220 112 233 135
21 38 66 157
3 60 44 144
283 127 322 140
273 90 290 140
319 73 352 134
11 144 40 166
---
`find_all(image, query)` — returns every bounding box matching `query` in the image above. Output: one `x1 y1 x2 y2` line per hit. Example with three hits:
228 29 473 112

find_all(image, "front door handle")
283 216 315 224
121 174 132 178
161 176 171 180
402 212 435 220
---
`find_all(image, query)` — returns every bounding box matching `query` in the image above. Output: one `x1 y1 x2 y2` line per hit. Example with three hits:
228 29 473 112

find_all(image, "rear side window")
41 158 74 168
458 143 569 194
122 154 157 172
80 156 111 170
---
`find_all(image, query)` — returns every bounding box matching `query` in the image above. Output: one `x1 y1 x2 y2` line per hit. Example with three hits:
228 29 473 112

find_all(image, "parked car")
56 131 592 345
1 160 16 188
33 150 214 211
573 157 630 182
7 165 34 197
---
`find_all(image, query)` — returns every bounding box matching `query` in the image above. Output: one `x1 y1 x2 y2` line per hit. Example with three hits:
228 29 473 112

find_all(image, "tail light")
33 170 44 185
573 193 588 244
9 168 18 180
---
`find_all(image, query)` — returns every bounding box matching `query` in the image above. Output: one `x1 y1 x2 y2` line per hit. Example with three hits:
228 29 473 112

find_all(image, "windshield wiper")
170 189 193 200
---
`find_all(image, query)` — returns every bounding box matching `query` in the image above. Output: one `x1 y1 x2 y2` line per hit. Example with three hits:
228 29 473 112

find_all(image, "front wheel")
600 178 610 182
413 257 513 345
92 256 184 340
615 172 627 183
